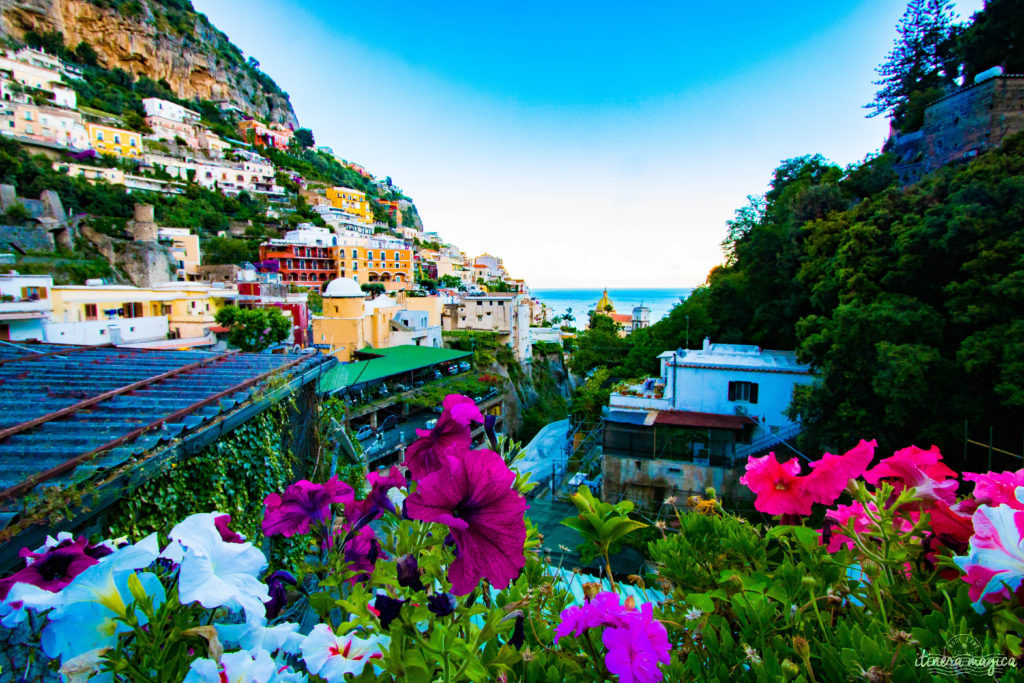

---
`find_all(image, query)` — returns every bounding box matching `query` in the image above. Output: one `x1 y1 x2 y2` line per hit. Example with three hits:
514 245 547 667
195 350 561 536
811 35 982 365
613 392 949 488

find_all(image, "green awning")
317 345 471 395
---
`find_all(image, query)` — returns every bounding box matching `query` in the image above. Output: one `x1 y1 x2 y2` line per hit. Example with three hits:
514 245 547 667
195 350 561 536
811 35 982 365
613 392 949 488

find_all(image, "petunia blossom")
215 514 246 543
402 394 483 481
170 512 270 624
555 591 631 643
301 624 382 681
739 452 813 516
263 477 354 538
863 445 958 504
345 466 407 525
804 439 876 505
953 501 1024 611
602 603 671 683
964 469 1024 509
216 621 305 657
184 648 283 683
405 446 526 595
0 537 100 599
341 524 382 585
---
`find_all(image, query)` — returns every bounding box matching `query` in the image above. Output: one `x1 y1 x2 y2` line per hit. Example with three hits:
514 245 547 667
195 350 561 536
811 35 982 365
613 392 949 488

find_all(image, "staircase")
732 424 803 462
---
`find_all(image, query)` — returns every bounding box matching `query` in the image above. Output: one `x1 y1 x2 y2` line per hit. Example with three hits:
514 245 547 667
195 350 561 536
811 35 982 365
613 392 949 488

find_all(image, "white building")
442 293 533 361
0 273 51 341
142 98 201 124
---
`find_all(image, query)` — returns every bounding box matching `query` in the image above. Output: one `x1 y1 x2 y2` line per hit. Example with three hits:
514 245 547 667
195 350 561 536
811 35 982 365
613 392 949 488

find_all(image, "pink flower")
739 452 813 515
554 593 670 683
403 394 483 481
405 446 526 595
804 439 876 505
214 514 245 544
602 603 671 683
863 445 958 504
823 501 917 553
262 476 354 538
929 500 974 547
555 591 630 643
0 538 99 599
964 469 1024 509
341 524 382 585
953 502 1024 611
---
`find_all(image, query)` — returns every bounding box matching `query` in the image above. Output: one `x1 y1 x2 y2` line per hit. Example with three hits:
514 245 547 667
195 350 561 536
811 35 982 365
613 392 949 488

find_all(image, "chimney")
702 336 711 352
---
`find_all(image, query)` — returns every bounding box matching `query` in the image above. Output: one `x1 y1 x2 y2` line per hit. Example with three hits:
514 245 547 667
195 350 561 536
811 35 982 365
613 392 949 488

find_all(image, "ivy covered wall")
104 404 297 543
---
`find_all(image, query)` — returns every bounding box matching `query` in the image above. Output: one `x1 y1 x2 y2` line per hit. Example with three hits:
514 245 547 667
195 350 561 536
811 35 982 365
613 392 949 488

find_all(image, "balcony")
608 377 672 411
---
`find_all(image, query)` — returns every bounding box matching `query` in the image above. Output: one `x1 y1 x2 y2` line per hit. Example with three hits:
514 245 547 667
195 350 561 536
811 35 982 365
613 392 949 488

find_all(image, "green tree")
568 314 628 376
867 0 960 131
73 41 99 67
438 274 463 289
293 128 315 148
214 305 291 352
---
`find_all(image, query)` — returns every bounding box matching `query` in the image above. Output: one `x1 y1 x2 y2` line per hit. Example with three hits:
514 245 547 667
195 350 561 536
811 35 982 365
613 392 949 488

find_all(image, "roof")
610 313 632 324
0 344 333 511
670 343 811 374
318 345 471 394
606 409 651 425
653 410 754 430
324 278 365 298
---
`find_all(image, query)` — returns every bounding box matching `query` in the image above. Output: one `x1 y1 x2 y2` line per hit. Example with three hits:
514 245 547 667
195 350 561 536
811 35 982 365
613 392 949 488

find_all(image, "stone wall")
0 223 54 252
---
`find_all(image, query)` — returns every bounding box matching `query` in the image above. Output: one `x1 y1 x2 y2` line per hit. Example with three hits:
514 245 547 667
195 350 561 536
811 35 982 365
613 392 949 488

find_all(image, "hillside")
0 0 297 127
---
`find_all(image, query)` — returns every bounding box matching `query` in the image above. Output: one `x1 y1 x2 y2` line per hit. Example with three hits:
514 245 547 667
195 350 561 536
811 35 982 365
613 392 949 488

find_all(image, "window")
84 303 97 320
114 134 121 144
130 138 136 147
25 123 32 134
97 130 103 140
122 302 143 318
727 381 759 403
351 249 357 258
23 110 31 121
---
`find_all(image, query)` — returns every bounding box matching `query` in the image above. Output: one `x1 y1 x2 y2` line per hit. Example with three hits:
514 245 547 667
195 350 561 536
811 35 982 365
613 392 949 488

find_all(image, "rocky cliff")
0 0 298 127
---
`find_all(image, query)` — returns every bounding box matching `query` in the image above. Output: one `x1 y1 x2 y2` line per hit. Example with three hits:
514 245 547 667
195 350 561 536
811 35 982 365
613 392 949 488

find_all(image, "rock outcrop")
82 224 174 288
0 0 298 127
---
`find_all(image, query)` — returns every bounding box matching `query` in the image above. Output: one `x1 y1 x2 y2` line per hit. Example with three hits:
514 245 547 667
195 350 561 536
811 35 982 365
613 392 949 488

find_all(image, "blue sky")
194 0 983 288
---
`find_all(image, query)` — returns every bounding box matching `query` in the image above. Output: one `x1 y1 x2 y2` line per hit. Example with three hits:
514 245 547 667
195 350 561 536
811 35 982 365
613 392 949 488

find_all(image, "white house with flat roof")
602 338 815 507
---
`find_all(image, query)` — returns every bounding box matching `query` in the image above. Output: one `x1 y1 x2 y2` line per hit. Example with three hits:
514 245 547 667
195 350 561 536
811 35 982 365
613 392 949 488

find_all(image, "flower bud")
396 555 424 592
781 659 800 680
127 572 148 605
793 636 810 660
427 592 457 617
801 575 817 588
582 582 601 601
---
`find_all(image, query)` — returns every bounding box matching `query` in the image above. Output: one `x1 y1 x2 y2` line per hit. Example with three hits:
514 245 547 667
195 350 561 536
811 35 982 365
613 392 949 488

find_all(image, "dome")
323 277 364 298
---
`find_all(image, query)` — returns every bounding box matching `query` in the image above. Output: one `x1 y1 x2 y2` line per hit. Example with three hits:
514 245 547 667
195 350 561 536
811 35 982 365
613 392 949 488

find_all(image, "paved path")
517 418 570 487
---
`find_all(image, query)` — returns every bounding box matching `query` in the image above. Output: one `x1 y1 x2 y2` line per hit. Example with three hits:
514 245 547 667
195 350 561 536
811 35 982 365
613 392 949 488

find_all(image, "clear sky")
193 0 982 288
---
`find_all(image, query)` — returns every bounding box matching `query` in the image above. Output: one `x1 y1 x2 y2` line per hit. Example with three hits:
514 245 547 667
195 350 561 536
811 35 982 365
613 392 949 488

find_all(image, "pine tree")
867 0 960 130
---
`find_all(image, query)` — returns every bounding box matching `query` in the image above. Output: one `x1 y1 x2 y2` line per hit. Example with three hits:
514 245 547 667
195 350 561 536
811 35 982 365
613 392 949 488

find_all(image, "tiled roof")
0 344 332 511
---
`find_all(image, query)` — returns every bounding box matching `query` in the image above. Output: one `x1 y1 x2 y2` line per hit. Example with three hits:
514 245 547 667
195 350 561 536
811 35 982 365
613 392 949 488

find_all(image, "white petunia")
217 621 305 655
170 513 270 623
301 624 383 681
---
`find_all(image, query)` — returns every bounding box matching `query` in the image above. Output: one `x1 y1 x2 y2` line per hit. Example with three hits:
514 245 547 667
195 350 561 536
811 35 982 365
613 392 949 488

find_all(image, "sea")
531 288 694 328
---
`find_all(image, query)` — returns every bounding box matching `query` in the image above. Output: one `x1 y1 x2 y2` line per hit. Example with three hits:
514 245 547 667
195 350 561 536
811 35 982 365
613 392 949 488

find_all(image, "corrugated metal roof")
0 344 333 510
317 345 471 394
606 410 651 425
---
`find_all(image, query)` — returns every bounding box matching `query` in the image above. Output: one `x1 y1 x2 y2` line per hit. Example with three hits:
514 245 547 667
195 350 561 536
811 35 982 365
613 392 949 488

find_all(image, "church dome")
323 277 364 298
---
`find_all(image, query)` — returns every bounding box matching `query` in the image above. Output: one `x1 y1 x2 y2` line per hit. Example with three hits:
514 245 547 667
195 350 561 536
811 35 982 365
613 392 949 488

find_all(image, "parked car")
448 365 459 376
378 415 398 432
457 361 471 372
425 418 438 429
355 425 375 441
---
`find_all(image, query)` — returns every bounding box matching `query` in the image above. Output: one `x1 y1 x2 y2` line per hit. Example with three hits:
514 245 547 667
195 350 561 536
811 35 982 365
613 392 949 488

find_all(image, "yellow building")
311 279 445 361
49 283 235 340
334 242 414 287
312 277 392 362
157 228 202 281
325 187 371 223
86 122 143 159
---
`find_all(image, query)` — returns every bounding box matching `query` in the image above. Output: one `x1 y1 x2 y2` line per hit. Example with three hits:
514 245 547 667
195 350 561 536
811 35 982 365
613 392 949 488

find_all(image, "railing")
733 424 803 461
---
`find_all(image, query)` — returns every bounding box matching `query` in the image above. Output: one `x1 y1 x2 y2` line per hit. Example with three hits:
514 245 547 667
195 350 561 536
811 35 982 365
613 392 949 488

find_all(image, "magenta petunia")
739 452 813 516
804 439 876 505
214 514 245 543
602 603 671 683
863 445 958 504
953 502 1024 610
405 446 526 595
346 466 407 525
0 538 100 599
341 523 382 585
555 591 631 643
402 394 483 481
964 469 1024 509
262 476 355 538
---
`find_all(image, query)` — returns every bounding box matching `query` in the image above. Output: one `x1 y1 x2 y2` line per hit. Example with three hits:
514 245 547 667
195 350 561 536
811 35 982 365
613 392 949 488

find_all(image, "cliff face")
0 0 298 127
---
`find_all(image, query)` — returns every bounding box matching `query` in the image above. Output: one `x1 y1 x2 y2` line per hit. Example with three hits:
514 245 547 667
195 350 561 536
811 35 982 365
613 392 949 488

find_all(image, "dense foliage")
215 305 292 352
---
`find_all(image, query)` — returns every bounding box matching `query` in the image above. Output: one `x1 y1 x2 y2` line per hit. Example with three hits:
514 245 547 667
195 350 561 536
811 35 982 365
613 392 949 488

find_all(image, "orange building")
237 119 293 150
376 199 402 224
335 240 414 286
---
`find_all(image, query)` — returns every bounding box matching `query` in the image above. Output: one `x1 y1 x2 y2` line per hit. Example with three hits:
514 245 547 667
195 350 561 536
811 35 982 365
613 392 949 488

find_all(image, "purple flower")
372 594 404 630
601 604 671 683
215 514 245 544
341 524 382 584
262 476 355 538
510 614 525 650
405 446 526 595
346 466 406 525
403 394 483 481
263 570 297 620
0 538 100 599
396 555 424 592
427 592 457 617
